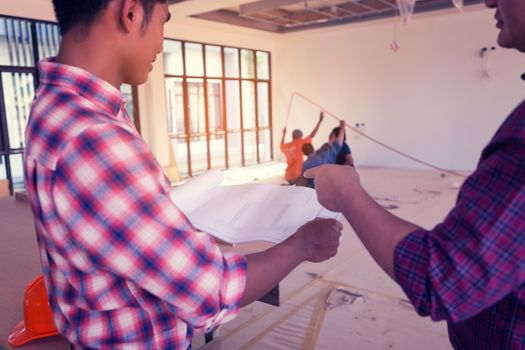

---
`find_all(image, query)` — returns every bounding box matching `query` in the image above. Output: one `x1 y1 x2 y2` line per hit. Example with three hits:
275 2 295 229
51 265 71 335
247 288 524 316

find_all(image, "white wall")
0 0 55 22
275 5 525 171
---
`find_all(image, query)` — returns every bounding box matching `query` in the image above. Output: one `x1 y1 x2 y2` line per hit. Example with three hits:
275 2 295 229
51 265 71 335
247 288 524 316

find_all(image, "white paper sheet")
169 170 340 244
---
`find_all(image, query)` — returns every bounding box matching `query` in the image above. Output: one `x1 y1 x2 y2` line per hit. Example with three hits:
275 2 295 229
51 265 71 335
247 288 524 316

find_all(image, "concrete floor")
212 165 461 350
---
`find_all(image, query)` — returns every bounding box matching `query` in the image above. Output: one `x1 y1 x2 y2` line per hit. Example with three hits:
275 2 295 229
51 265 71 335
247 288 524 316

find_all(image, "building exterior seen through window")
0 16 136 195
164 39 273 178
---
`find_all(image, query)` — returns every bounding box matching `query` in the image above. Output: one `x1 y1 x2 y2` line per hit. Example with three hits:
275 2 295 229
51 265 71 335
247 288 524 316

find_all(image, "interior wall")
274 5 525 171
0 0 55 22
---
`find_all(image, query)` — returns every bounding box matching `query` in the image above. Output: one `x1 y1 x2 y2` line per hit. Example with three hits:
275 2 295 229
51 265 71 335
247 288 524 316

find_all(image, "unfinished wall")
274 5 525 171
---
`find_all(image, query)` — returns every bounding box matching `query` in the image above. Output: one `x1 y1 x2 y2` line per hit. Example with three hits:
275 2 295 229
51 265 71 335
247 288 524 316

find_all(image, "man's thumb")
303 166 321 179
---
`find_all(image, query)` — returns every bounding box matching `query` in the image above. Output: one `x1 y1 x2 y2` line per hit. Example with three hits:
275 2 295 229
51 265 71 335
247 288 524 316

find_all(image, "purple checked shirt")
395 100 525 349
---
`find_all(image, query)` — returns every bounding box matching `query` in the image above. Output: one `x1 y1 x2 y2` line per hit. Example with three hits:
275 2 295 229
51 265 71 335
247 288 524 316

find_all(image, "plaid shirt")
395 100 525 349
24 59 247 350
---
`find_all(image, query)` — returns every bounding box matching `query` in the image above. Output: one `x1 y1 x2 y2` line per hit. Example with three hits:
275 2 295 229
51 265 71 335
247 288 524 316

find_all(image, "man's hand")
287 218 342 263
241 217 342 306
304 165 359 212
339 119 346 128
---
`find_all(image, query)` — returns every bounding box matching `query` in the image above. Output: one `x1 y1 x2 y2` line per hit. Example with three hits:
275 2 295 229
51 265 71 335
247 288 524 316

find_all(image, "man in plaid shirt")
306 0 525 348
24 1 342 349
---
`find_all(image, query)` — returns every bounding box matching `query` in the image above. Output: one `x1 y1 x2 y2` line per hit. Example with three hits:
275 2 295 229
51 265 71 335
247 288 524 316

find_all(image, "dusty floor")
200 163 464 350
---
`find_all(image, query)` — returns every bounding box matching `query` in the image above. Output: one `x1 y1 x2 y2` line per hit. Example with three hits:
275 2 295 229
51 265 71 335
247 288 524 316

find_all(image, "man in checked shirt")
23 1 342 349
305 0 525 348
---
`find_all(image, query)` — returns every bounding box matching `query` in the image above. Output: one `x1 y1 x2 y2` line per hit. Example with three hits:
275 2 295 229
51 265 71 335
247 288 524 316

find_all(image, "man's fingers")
303 166 321 179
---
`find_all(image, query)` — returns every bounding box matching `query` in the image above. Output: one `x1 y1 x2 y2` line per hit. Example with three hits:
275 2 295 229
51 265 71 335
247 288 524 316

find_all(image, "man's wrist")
339 183 365 218
281 233 307 264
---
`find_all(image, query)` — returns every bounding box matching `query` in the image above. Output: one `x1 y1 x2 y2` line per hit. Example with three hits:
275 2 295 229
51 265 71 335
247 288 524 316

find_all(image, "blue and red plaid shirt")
395 100 525 349
24 59 247 350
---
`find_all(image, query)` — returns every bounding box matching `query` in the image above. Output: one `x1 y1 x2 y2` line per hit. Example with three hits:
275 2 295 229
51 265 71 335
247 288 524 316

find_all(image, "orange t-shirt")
280 136 312 181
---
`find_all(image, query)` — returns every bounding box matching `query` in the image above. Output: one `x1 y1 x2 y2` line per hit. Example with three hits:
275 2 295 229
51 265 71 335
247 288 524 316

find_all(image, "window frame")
163 38 273 178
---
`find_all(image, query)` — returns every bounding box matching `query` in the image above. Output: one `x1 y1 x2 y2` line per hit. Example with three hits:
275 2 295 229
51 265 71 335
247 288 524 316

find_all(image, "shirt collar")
38 57 127 117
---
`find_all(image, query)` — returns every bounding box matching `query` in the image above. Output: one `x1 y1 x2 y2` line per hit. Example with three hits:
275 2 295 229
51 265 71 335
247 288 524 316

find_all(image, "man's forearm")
309 119 323 138
341 186 420 280
240 239 304 306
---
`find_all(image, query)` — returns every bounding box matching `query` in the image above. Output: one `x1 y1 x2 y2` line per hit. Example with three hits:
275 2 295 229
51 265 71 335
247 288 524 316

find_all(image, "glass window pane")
187 78 206 134
205 45 222 77
163 40 183 75
240 49 255 79
10 153 24 191
171 138 188 178
207 79 223 132
2 72 35 149
185 43 204 77
189 135 208 175
0 18 34 66
224 47 239 78
257 82 269 127
36 22 60 60
120 84 135 120
227 132 242 168
256 51 270 80
225 80 240 131
258 129 272 162
241 81 256 129
165 77 185 135
210 134 226 169
243 131 257 166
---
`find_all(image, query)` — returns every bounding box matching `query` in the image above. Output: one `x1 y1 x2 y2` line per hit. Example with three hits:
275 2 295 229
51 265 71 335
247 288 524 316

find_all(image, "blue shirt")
302 142 343 188
336 142 352 165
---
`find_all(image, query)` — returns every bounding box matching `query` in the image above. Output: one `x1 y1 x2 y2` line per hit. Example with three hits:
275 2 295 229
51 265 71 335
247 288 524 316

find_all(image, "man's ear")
118 0 140 33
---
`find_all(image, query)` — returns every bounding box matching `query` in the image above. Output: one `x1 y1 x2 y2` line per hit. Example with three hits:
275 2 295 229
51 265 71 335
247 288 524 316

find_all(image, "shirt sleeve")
328 142 342 162
341 142 351 155
53 123 247 330
394 138 525 323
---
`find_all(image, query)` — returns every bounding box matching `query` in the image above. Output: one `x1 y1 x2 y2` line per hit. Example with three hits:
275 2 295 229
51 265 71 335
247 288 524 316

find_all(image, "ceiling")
168 0 483 33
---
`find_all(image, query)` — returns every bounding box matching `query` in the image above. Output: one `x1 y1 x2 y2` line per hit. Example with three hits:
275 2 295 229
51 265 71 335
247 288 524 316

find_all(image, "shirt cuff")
204 252 247 331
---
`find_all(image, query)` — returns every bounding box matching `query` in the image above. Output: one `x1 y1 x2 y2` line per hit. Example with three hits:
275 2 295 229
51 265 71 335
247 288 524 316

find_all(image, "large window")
164 39 272 178
0 16 138 195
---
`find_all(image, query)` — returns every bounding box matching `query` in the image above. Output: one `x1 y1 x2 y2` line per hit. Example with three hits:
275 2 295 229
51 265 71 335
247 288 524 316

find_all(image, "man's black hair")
302 143 314 157
52 0 167 34
330 126 347 142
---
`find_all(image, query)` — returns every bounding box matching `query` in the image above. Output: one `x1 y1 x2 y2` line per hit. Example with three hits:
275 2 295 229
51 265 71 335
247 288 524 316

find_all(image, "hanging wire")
285 91 468 178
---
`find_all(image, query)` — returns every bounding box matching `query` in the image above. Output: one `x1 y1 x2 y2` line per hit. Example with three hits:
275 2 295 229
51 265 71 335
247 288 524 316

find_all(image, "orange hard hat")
8 275 60 347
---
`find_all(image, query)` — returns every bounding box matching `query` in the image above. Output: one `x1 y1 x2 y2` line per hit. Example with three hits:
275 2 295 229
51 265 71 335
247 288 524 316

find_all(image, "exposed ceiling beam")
239 0 305 16
168 0 258 19
194 10 282 32
197 0 483 33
